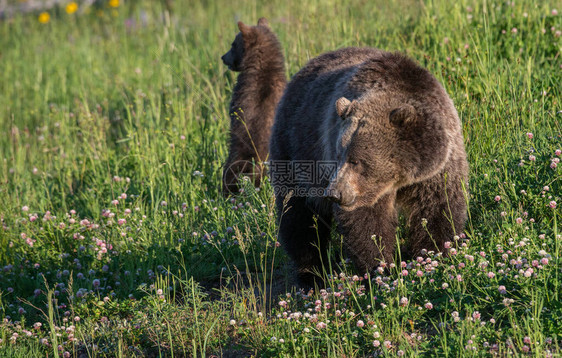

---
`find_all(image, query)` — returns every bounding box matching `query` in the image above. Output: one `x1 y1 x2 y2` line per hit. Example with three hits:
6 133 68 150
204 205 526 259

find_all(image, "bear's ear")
237 21 252 35
389 104 416 127
257 17 269 28
336 97 354 119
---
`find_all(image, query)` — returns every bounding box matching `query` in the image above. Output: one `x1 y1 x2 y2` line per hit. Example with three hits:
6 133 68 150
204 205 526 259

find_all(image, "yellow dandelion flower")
66 2 78 14
38 12 50 24
108 0 120 8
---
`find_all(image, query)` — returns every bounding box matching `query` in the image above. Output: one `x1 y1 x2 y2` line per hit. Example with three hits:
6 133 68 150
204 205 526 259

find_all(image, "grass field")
0 0 561 356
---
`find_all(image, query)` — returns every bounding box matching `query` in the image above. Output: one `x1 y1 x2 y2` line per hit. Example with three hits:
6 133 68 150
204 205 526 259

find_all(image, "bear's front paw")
297 270 326 290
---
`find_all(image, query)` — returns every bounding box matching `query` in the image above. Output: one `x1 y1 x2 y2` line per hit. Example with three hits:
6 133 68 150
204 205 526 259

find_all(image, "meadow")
0 0 561 356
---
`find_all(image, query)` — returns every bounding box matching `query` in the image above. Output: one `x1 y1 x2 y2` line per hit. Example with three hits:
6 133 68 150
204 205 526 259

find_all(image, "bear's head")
325 92 453 211
221 18 271 72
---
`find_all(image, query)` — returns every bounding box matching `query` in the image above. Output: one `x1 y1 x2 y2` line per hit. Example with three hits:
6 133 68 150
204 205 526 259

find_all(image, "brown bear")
221 18 287 195
269 47 468 287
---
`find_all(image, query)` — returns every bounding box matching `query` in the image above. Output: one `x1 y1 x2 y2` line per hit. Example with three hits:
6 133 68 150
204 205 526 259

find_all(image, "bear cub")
269 47 469 287
221 18 286 195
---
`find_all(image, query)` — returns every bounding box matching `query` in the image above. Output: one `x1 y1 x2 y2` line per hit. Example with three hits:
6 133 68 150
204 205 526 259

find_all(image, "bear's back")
278 48 382 116
272 48 385 162
272 47 461 159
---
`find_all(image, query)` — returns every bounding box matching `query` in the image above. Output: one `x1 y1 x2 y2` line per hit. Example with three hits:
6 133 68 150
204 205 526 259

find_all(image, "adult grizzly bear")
269 47 468 287
221 18 286 195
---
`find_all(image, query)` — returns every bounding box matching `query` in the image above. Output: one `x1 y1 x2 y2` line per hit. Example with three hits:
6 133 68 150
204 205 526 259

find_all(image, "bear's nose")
325 188 342 204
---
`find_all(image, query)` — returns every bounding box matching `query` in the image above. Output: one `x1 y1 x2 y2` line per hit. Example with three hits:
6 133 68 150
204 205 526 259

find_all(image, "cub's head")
221 18 270 71
325 93 453 211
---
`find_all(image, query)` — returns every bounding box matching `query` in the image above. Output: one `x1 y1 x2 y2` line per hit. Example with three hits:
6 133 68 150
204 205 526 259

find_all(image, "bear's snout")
221 51 233 68
325 186 343 204
325 180 357 207
221 53 229 65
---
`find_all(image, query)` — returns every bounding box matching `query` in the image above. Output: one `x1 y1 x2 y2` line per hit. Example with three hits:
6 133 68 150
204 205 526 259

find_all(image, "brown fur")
221 18 287 194
269 48 469 287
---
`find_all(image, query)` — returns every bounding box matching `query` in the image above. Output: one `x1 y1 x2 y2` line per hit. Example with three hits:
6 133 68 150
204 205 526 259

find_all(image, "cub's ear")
335 97 354 119
237 21 251 34
389 104 416 127
257 17 269 28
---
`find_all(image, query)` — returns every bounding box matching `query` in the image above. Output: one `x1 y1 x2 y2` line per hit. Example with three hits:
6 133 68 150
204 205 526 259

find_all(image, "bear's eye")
349 159 360 166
